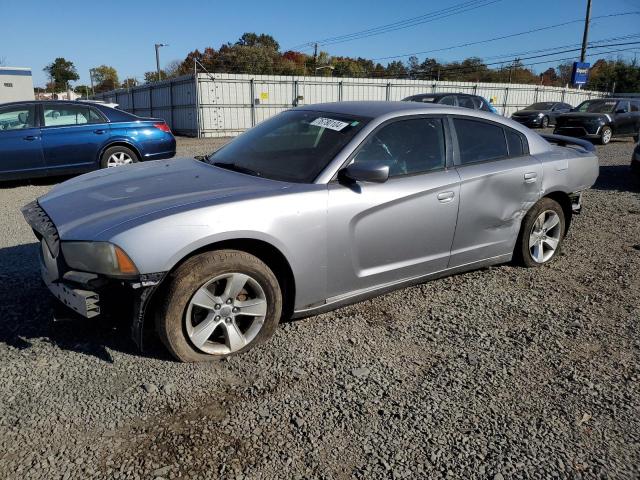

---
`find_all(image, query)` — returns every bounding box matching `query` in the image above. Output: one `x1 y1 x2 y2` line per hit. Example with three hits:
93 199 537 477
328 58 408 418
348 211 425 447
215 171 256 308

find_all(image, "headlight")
61 242 139 277
537 112 545 117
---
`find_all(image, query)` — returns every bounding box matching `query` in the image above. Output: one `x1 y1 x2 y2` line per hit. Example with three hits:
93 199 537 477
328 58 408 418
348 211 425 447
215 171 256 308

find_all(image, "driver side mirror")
339 163 389 184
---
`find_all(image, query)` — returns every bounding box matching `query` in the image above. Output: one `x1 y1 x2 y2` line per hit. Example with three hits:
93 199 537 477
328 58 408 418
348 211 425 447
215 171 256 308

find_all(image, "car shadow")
0 175 75 189
0 242 172 363
592 164 640 193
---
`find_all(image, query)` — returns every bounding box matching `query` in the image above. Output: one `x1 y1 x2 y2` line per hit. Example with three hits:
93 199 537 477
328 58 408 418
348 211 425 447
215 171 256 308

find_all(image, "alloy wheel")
185 272 268 355
528 210 561 263
602 128 612 144
106 151 134 167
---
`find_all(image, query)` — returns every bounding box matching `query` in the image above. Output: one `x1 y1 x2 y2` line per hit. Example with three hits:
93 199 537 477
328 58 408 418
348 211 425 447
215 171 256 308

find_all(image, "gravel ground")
0 134 639 479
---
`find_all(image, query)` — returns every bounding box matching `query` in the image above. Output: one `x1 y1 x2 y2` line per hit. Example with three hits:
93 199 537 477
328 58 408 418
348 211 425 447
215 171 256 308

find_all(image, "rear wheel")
100 145 139 168
599 126 612 145
514 197 565 268
156 249 282 362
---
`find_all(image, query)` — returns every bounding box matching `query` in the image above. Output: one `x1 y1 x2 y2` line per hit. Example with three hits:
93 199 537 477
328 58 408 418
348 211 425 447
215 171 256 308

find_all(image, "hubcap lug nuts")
214 304 221 310
226 299 233 304
232 307 239 313
225 317 232 323
214 315 220 321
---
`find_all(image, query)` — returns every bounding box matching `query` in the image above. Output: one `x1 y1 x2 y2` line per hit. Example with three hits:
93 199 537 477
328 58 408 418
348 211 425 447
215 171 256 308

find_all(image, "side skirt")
291 253 512 319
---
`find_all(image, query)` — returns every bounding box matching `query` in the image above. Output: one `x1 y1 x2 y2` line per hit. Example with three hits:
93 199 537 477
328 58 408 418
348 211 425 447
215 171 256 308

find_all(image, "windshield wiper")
212 162 262 177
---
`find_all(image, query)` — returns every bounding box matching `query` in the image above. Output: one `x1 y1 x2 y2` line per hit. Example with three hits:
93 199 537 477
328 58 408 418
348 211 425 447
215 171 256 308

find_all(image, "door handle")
93 129 106 134
23 135 38 141
437 191 455 203
524 172 537 183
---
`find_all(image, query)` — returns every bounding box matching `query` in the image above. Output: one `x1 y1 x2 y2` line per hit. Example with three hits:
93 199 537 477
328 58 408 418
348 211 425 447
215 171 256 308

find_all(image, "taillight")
154 122 171 133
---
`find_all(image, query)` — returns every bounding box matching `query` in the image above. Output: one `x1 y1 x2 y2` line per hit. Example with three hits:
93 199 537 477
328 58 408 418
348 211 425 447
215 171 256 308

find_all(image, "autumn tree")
43 57 79 92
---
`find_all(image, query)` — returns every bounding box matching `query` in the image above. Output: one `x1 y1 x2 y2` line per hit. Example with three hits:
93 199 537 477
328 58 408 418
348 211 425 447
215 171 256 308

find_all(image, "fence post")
473 84 478 95
130 88 135 115
250 78 256 127
338 81 343 101
149 85 153 118
561 87 566 103
194 71 201 139
502 87 509 116
386 82 391 101
293 79 299 106
432 82 437 93
169 79 174 130
534 87 539 103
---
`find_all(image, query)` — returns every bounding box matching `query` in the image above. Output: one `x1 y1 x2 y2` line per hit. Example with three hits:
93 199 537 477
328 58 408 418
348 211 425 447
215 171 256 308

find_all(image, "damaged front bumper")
24 200 166 350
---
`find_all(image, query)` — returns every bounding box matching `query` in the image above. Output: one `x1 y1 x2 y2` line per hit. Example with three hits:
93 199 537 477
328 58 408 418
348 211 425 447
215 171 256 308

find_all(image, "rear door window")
505 129 526 157
453 118 508 164
438 96 456 106
43 105 95 127
631 101 639 112
457 96 476 109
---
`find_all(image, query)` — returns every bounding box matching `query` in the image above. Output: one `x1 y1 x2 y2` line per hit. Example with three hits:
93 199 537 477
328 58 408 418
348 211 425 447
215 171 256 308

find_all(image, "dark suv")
554 98 640 145
511 101 573 128
402 93 497 113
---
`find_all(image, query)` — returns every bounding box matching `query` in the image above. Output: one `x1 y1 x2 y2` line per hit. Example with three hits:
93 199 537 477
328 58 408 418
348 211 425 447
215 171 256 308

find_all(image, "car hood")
39 158 292 239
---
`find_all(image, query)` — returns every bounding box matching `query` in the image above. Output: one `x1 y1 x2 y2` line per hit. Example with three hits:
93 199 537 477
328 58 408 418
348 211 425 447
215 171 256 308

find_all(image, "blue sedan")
0 100 176 181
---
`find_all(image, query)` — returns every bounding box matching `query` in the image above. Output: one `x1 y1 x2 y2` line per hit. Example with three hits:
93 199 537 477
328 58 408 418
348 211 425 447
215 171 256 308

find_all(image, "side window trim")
330 114 453 183
448 114 530 167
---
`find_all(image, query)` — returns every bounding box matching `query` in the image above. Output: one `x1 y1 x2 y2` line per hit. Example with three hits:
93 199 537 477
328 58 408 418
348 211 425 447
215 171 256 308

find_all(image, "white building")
0 67 34 103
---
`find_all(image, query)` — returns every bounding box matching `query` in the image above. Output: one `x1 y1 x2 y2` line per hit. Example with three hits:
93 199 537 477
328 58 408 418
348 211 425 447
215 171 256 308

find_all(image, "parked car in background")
511 101 573 128
554 98 640 145
0 100 176 181
403 93 497 113
23 101 599 362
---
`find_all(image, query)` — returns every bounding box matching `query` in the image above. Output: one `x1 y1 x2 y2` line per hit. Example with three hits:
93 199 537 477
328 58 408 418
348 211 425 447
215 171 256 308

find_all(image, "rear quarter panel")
109 121 176 160
538 146 599 195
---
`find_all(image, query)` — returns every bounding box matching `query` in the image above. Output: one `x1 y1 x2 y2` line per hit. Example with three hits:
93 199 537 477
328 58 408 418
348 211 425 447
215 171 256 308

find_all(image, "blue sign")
571 62 590 85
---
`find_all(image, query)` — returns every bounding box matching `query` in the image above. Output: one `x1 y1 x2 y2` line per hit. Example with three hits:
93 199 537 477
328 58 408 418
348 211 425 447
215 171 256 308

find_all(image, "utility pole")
313 43 318 74
580 0 592 63
155 43 168 81
89 68 95 96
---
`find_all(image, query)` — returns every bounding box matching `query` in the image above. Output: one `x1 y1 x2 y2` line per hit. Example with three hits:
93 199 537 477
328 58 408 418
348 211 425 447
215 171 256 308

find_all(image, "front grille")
21 201 60 257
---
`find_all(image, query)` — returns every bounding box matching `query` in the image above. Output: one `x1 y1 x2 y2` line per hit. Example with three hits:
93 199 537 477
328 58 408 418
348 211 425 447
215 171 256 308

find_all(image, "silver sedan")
23 101 599 361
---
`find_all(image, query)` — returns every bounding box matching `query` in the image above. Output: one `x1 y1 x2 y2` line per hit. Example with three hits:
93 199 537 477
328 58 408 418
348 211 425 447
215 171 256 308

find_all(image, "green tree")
92 65 119 92
236 33 279 51
73 84 92 97
121 78 138 88
43 57 79 92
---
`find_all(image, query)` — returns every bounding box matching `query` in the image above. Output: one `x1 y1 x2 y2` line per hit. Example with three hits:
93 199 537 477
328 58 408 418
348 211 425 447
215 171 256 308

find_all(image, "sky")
1 0 639 87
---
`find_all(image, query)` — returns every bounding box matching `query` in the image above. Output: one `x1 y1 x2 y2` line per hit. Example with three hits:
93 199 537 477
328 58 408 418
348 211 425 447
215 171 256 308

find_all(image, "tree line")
42 32 640 95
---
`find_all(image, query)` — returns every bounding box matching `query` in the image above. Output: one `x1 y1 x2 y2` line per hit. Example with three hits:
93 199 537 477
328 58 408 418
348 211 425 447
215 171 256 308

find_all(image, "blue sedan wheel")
101 145 139 169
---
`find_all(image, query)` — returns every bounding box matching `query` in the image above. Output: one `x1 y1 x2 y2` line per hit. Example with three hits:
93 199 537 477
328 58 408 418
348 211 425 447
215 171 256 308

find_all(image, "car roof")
296 100 471 118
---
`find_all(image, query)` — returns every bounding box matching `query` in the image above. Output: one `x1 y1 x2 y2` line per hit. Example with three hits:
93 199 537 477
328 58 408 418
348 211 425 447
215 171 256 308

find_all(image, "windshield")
208 110 369 183
524 102 555 111
574 100 617 114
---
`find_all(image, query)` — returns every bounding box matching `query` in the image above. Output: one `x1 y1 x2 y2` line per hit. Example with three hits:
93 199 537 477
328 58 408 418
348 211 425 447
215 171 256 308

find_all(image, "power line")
370 11 640 61
287 0 502 50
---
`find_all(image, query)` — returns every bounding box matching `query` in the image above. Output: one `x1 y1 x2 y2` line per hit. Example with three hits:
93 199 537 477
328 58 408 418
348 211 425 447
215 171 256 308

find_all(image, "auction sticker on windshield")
310 117 350 131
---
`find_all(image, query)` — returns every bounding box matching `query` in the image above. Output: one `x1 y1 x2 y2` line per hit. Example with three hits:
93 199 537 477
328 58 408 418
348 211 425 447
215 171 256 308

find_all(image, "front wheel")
514 197 565 268
599 126 612 145
540 116 549 129
156 250 282 362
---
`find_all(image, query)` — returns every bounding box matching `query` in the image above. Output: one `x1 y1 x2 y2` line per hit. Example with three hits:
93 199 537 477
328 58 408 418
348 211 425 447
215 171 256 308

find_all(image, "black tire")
100 145 139 169
599 126 612 145
514 197 566 268
540 116 549 129
156 249 282 362
633 133 639 144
